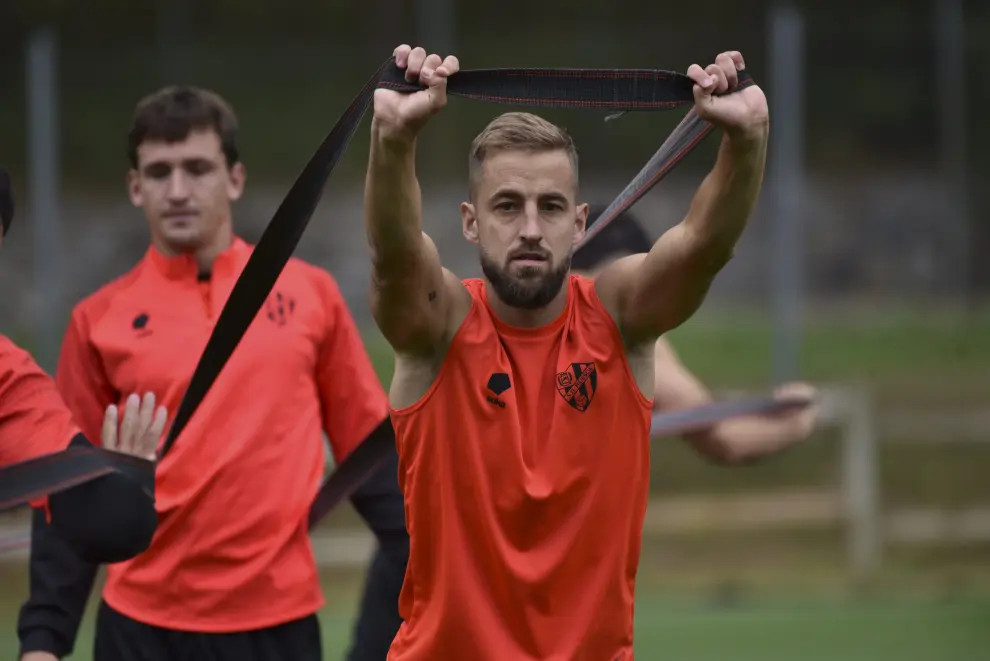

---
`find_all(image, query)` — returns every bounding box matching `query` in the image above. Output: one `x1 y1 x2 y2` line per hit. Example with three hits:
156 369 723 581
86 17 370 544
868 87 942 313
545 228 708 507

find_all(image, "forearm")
46 434 157 564
17 507 99 659
345 545 406 661
681 128 768 264
348 433 410 569
344 460 408 660
687 414 805 464
365 124 423 275
604 128 769 342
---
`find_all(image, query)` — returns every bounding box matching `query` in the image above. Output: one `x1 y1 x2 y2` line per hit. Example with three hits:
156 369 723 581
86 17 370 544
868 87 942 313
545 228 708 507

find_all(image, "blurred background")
1 0 988 659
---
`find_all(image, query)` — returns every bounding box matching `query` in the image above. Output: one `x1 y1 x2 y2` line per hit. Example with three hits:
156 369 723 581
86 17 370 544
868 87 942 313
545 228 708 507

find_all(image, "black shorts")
93 600 322 661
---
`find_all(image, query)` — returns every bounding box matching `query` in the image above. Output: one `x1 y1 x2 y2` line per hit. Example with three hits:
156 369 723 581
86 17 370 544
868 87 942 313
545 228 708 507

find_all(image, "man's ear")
228 162 246 202
126 170 143 208
573 202 589 245
461 201 479 245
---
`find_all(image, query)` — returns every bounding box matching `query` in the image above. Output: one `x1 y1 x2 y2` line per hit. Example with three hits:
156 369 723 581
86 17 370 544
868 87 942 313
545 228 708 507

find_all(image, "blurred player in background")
1 168 167 564
573 205 820 461
17 88 407 661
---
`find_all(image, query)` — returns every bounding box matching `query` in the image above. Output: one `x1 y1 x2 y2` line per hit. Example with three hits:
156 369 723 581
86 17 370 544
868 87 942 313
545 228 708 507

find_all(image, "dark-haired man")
574 205 819 463
18 87 407 661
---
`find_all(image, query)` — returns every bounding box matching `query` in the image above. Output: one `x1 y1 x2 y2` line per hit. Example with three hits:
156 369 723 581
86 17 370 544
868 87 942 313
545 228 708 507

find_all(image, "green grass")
324 597 990 661
1 562 988 661
3 586 988 660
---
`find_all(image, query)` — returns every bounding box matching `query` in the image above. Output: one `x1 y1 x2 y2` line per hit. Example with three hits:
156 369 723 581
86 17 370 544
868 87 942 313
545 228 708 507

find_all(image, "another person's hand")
373 44 460 144
686 50 769 141
101 392 167 460
20 652 60 661
770 381 820 441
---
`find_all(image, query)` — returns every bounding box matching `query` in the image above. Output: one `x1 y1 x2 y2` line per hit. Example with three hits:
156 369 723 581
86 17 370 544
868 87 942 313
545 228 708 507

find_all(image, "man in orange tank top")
365 44 770 660
573 206 821 463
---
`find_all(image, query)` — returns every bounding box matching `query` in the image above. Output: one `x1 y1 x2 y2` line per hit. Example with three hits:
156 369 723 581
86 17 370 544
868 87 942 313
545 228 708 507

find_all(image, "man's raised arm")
596 51 769 348
365 45 463 356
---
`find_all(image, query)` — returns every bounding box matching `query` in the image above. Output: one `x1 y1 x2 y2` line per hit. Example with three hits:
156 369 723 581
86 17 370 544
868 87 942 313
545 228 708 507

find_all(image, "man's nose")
519 202 543 241
166 171 191 200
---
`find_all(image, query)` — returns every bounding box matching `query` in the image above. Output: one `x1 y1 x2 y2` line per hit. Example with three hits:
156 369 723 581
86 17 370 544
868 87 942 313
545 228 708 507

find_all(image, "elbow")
688 431 749 466
369 246 425 295
108 496 158 559
91 510 157 564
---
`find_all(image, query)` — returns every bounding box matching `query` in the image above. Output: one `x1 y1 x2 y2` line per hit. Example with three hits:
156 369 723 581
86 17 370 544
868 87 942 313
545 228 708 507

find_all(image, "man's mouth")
510 252 549 267
162 211 199 223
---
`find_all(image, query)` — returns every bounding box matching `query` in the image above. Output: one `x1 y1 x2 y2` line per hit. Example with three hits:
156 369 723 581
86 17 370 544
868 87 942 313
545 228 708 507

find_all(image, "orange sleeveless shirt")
388 275 653 661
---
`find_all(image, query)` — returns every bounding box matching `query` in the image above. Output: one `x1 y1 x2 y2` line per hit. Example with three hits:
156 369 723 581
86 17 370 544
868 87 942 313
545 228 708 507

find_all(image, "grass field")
1 565 988 661
1 310 988 659
30 600 990 661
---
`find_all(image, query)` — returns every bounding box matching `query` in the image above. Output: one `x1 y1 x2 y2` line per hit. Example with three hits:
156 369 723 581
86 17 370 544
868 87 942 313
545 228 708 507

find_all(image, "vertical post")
934 0 968 308
26 28 61 373
415 0 455 54
157 0 192 83
766 3 805 383
841 387 881 585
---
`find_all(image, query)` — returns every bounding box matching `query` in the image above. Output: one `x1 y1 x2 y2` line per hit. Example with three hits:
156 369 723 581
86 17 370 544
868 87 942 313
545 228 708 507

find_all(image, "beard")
480 249 571 310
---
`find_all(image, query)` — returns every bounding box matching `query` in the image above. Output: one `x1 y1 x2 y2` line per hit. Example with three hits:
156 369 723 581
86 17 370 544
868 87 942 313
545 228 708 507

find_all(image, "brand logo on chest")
556 362 597 412
485 372 511 408
131 312 153 338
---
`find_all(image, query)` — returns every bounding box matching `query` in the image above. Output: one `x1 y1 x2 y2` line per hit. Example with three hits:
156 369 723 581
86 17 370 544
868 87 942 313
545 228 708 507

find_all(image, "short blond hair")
468 112 578 195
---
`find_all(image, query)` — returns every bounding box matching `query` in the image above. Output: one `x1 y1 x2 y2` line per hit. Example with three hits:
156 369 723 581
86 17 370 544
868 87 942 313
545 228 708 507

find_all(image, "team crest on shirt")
555 362 597 412
264 291 295 327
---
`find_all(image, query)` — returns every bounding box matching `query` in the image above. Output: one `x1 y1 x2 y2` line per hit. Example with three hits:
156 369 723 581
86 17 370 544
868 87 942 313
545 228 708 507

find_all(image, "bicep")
371 231 466 356
596 225 725 347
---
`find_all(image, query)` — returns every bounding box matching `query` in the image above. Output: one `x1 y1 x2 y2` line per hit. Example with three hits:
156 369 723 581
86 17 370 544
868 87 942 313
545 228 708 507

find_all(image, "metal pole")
767 3 806 383
415 0 455 54
157 0 192 83
935 0 968 308
26 28 62 373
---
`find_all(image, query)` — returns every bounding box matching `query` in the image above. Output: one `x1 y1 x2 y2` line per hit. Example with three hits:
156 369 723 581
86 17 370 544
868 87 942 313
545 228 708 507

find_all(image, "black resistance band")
1 58 804 524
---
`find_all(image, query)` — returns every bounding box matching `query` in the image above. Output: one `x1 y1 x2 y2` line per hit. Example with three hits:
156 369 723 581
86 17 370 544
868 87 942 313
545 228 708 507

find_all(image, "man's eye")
184 161 214 176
